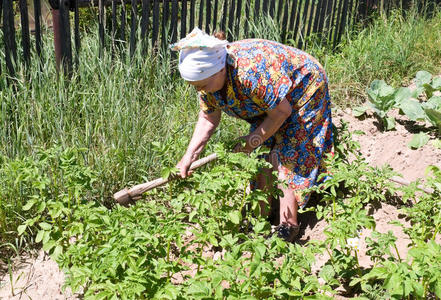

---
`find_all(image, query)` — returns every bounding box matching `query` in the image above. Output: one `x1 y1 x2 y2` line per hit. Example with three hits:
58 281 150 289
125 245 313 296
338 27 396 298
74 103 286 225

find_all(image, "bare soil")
1 106 440 299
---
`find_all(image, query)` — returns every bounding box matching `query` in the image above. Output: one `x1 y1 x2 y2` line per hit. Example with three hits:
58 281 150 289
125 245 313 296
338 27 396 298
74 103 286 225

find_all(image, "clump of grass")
316 8 441 107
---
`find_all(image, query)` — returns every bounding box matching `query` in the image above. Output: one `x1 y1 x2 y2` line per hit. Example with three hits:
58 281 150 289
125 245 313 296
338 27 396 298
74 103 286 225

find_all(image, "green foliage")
355 70 441 148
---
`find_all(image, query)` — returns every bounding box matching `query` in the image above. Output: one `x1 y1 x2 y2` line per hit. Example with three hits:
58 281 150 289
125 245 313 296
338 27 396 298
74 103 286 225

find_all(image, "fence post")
19 0 31 67
3 0 17 76
129 0 138 58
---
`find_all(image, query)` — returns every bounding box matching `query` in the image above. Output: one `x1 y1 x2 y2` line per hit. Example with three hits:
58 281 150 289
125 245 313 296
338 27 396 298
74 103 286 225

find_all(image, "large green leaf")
366 80 395 112
408 133 430 149
393 87 414 105
423 96 441 110
431 77 441 89
424 108 441 133
398 98 426 121
415 71 432 88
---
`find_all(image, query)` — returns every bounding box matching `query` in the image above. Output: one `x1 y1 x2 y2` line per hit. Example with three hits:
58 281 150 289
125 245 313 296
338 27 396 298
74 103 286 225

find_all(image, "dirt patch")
0 250 80 300
1 106 440 299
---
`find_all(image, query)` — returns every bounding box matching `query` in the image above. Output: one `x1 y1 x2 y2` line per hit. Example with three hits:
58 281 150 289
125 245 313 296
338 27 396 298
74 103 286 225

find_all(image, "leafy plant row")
2 123 440 299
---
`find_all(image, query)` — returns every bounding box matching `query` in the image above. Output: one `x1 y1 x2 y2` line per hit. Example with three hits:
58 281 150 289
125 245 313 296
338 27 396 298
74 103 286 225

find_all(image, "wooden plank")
99 0 105 57
235 0 242 37
189 0 195 30
221 0 227 31
198 0 204 29
244 0 250 36
306 0 317 40
212 0 218 33
59 0 73 74
281 0 289 42
335 0 349 46
129 0 138 57
171 0 178 43
313 0 325 34
205 0 211 33
3 0 16 75
292 0 302 43
162 0 169 49
327 0 337 42
33 0 42 59
297 0 309 49
19 0 31 66
269 0 275 18
332 0 344 48
152 0 159 47
141 0 151 43
74 0 80 66
253 0 260 25
227 0 235 39
262 0 268 16
181 0 187 38
111 0 117 51
316 0 328 36
276 0 284 22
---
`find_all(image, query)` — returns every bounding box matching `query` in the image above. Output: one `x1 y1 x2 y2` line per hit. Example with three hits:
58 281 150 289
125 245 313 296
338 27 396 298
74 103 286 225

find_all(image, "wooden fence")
1 0 440 78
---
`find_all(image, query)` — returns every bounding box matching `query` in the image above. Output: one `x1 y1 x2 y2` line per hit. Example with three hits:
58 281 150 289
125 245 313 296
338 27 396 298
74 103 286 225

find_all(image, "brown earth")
1 105 440 299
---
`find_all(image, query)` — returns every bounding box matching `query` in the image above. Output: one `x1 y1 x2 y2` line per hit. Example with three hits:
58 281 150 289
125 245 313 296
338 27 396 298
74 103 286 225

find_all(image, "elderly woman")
173 28 333 242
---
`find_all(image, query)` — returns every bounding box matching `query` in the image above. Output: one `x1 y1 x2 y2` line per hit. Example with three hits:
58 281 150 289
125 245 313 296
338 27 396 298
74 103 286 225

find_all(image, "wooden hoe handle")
114 153 218 206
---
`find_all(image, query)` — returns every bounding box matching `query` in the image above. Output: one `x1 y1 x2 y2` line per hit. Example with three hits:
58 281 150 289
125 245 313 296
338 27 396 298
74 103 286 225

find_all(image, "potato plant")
5 123 440 299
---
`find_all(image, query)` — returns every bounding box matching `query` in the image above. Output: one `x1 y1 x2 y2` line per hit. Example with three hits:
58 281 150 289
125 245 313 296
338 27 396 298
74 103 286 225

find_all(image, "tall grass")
318 8 441 106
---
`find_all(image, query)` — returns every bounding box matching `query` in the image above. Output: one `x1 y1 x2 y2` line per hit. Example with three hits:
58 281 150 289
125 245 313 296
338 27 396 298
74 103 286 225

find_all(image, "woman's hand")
176 153 194 178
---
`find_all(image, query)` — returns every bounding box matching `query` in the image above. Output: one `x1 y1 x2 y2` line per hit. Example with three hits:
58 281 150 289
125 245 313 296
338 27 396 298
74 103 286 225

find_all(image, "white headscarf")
170 27 229 81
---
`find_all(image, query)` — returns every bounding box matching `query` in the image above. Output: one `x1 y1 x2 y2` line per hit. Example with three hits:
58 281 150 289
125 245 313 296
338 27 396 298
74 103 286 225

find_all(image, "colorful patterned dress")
199 39 333 207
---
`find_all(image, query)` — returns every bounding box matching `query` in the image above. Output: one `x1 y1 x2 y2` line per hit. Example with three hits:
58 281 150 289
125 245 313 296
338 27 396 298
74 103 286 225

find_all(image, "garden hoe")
114 153 218 206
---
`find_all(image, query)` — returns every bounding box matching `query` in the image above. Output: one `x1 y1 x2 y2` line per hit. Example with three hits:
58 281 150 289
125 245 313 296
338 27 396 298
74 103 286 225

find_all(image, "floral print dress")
199 39 333 207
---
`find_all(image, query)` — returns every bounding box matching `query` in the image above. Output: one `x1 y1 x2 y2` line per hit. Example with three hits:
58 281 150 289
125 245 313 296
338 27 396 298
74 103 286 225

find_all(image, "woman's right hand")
176 153 194 178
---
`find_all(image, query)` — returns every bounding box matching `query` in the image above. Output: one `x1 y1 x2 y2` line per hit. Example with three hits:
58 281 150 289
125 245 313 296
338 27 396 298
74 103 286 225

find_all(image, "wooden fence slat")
99 0 105 57
280 0 289 42
33 0 42 60
292 0 302 43
305 0 317 45
244 0 250 36
59 0 73 74
141 0 151 43
171 0 178 43
262 0 268 16
111 0 116 52
269 0 275 18
227 0 235 39
297 0 309 49
332 0 344 48
74 0 80 66
253 0 260 25
152 0 159 47
313 0 325 34
3 0 17 75
129 0 138 57
162 0 169 49
190 0 195 30
276 0 283 22
205 0 211 33
221 0 227 31
19 0 31 66
335 0 350 47
198 0 204 29
327 0 337 43
181 0 187 38
235 0 242 37
212 0 218 33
